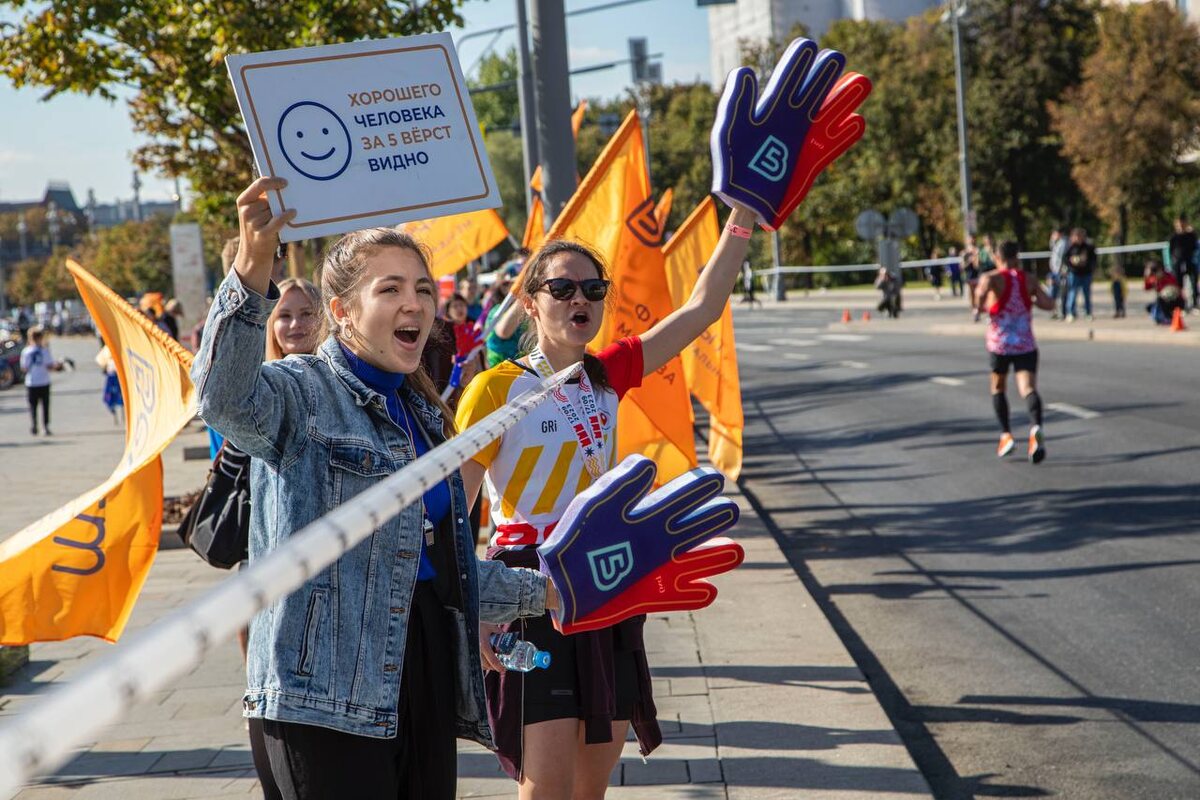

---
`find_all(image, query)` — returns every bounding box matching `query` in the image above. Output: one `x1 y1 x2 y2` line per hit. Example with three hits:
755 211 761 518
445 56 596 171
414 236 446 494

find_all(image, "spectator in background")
1049 228 1068 319
459 276 483 321
978 234 998 274
1144 259 1183 325
95 343 124 424
927 247 945 300
20 325 67 436
875 266 902 318
1168 215 1198 310
963 235 981 310
947 246 964 297
161 299 183 341
1110 259 1126 319
1063 227 1097 322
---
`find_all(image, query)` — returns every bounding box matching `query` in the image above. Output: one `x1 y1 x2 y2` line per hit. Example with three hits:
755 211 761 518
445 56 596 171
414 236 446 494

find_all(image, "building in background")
707 0 940 84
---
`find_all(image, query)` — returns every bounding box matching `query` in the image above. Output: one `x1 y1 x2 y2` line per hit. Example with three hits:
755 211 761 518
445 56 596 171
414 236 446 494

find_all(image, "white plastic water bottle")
489 632 551 672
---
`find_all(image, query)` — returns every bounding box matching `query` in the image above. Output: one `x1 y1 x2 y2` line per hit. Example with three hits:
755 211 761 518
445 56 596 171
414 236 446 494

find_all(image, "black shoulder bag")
176 444 251 569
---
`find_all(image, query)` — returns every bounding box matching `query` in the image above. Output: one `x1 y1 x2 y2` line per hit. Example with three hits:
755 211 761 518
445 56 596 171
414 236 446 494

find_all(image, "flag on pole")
547 111 697 483
400 208 509 279
522 194 546 251
663 197 744 480
0 261 196 644
654 188 674 236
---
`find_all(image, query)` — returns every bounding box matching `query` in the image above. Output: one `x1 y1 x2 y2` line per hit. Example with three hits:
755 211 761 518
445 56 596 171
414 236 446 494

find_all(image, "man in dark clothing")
1168 216 1197 309
1063 228 1097 322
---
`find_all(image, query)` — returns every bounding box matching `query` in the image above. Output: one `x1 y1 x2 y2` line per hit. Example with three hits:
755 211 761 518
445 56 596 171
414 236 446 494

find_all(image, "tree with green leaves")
962 0 1098 245
1051 1 1200 246
0 1 465 224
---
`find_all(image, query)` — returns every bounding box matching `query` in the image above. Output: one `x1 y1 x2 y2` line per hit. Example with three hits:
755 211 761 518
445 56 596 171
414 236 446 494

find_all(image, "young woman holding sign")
455 36 868 798
192 177 559 800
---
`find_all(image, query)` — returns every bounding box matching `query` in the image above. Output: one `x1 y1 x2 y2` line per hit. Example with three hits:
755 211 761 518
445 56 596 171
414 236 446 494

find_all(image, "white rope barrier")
754 241 1170 278
0 362 582 799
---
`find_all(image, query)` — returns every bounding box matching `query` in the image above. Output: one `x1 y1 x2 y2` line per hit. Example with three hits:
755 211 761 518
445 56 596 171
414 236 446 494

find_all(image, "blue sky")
0 0 711 205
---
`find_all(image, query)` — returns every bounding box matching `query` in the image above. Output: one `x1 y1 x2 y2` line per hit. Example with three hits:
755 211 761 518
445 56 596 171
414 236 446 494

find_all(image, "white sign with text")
227 34 500 242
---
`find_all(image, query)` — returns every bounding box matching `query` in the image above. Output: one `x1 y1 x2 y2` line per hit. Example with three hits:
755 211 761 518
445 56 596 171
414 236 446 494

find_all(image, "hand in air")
538 456 741 632
711 38 870 231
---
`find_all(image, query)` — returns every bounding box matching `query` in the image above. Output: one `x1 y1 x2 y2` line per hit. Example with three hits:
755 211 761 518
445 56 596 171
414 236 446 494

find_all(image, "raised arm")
641 36 869 377
640 207 755 376
491 296 526 340
191 178 306 466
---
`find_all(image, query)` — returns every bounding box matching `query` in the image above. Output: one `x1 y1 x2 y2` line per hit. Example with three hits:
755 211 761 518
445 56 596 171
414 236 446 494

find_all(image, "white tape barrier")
0 362 582 799
754 241 1170 278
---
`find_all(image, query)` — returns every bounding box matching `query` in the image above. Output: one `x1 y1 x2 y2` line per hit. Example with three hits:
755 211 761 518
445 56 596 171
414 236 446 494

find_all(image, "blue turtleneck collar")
338 342 406 395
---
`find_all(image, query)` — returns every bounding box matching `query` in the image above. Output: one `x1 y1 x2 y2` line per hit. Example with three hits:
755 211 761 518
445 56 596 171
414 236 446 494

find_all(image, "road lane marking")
929 376 965 387
736 342 773 353
839 360 868 369
769 338 819 347
782 353 811 361
1048 402 1101 420
819 333 872 342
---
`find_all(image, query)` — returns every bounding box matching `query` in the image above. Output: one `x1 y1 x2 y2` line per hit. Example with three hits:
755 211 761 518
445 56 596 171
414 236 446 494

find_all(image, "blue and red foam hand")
711 37 872 231
538 456 744 635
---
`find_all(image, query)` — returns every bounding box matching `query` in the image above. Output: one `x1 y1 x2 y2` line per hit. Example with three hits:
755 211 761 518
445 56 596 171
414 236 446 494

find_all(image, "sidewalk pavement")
752 285 1200 347
1 337 932 799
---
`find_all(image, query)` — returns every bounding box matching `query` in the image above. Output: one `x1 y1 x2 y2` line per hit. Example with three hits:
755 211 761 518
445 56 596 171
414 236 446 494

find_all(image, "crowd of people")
179 153 757 799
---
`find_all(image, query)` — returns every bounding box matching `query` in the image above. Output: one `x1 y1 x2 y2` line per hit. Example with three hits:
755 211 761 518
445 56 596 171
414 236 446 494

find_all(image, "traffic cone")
862 311 871 322
842 309 851 323
1171 307 1187 332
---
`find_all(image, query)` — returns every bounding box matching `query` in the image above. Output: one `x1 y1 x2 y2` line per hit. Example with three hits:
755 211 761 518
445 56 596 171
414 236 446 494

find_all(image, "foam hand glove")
774 72 872 228
711 37 861 230
557 537 745 635
538 455 740 633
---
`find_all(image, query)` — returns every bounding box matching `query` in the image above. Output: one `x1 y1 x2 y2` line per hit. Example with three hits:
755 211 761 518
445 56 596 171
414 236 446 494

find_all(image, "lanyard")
528 348 606 479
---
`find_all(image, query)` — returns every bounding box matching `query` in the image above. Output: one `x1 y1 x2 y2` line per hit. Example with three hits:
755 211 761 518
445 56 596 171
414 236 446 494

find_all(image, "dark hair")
1146 258 1164 272
518 239 612 392
441 293 468 318
999 240 1020 263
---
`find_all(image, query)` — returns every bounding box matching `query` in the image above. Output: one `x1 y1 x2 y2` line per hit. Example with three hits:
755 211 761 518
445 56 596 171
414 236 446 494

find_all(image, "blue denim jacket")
191 271 547 744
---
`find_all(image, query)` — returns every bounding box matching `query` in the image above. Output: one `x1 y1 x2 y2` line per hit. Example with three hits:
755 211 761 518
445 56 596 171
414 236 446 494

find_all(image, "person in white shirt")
20 325 65 435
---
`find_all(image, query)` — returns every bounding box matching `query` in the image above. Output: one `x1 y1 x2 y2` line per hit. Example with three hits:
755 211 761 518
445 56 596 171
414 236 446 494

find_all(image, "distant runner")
976 240 1055 463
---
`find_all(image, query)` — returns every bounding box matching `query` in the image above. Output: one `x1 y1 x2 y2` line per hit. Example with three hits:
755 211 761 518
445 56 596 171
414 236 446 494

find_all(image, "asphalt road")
729 303 1200 799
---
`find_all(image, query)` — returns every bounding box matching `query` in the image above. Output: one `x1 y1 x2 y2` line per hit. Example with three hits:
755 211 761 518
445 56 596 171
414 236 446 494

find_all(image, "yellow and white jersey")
456 338 643 549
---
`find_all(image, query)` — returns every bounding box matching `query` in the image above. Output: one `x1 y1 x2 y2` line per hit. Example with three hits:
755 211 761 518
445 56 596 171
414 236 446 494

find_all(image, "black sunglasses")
537 277 610 302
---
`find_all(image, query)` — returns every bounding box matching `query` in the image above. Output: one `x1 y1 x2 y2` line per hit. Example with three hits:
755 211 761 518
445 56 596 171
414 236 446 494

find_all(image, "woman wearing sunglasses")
456 209 756 797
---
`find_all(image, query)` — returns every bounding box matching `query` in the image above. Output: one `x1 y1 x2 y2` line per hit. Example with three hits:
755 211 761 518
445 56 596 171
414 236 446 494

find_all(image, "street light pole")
530 0 576 229
515 0 540 218
949 0 974 243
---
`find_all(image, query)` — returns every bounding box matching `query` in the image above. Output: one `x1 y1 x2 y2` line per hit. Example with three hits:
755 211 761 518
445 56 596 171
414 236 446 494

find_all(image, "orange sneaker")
997 432 1015 458
1028 426 1046 464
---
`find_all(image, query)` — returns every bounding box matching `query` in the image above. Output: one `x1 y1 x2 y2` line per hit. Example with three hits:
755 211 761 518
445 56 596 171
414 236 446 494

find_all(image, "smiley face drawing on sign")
276 101 353 181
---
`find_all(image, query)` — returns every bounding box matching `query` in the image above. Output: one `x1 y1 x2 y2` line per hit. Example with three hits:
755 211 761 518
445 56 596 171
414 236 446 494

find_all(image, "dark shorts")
990 349 1038 375
519 611 640 725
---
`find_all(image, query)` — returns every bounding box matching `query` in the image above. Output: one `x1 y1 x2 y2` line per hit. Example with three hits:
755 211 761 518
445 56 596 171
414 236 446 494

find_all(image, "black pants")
27 385 50 431
261 582 457 799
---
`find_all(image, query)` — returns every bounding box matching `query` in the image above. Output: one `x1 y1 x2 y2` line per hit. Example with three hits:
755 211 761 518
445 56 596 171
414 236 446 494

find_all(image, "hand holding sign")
711 38 867 231
538 455 742 634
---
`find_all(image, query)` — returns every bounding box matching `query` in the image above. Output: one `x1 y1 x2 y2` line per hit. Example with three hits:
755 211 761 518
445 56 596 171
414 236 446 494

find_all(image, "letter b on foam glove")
538 455 743 634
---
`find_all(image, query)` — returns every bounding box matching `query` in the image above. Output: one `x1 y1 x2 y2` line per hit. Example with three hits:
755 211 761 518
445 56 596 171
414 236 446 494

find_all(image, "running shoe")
997 432 1015 458
1028 426 1046 464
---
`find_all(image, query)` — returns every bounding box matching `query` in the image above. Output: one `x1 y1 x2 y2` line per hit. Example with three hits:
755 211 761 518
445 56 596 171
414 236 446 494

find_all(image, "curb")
825 319 1200 347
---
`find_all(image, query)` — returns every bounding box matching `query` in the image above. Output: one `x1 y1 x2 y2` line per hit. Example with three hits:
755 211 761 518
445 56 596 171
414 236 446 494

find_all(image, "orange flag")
401 208 509 279
663 198 744 480
0 261 196 644
654 188 674 235
547 111 697 482
523 194 546 251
